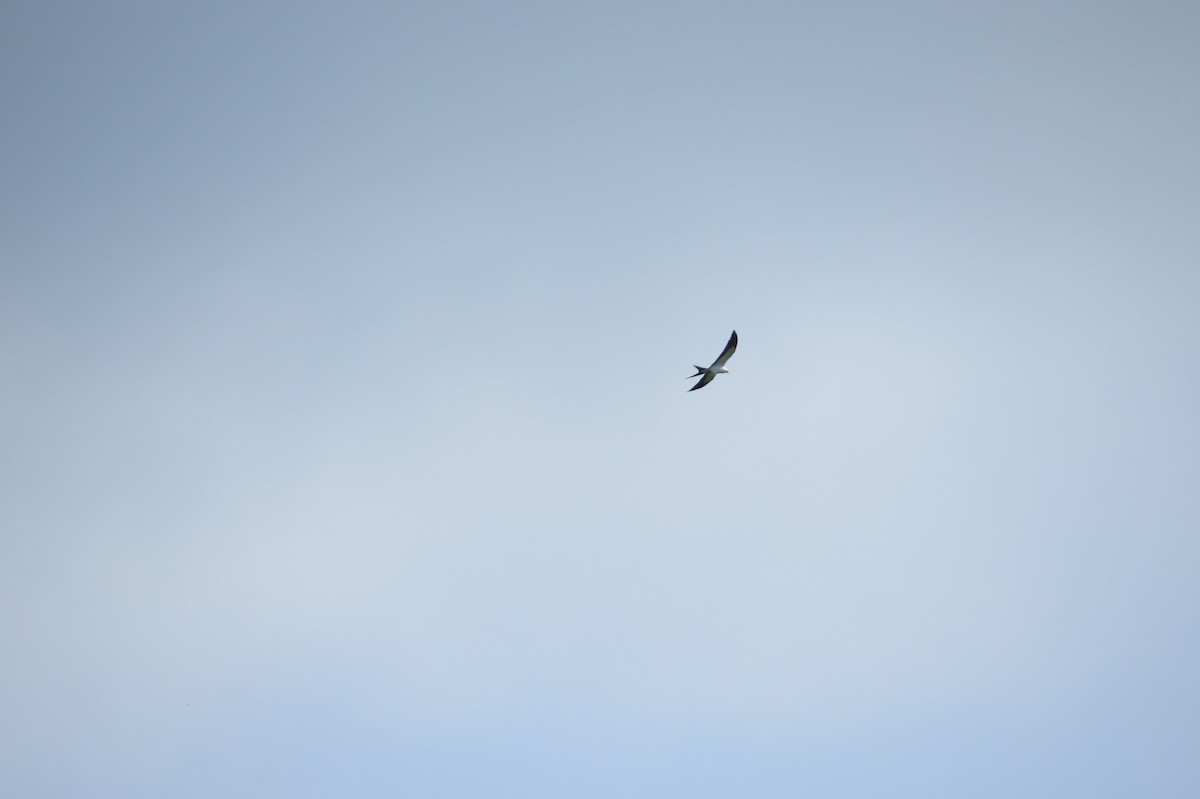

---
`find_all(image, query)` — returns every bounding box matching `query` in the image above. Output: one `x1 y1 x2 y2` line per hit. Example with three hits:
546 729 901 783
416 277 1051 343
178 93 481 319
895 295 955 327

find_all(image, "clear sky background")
2 2 1198 797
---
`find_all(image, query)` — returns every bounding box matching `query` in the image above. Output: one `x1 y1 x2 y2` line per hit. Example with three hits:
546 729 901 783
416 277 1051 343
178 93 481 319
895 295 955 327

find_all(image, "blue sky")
2 2 1199 796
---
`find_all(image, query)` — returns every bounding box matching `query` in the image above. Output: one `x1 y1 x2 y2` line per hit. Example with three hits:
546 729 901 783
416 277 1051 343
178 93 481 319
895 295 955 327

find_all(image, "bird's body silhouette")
687 330 738 391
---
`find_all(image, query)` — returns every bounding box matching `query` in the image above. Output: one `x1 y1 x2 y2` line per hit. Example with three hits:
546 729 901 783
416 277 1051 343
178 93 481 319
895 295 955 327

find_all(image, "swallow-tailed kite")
687 330 738 391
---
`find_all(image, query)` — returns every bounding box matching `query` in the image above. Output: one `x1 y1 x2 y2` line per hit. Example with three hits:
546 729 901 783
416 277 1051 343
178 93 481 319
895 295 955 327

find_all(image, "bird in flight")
687 330 738 391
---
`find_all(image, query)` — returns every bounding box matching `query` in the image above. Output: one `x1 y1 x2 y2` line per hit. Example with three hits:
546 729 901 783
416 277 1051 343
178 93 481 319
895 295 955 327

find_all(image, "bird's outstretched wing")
689 372 717 392
710 330 738 369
